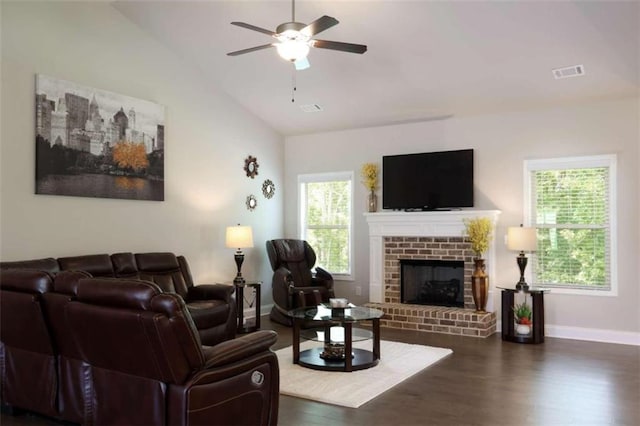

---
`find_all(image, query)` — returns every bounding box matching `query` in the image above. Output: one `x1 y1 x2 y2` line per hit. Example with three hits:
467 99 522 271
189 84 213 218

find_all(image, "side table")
499 287 549 344
234 280 261 334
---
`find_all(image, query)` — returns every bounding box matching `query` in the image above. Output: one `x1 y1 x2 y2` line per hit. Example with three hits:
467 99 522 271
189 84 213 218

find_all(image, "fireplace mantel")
364 210 501 308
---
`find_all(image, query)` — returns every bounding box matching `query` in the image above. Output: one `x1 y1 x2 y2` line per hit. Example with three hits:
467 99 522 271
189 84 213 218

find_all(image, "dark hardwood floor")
3 316 639 426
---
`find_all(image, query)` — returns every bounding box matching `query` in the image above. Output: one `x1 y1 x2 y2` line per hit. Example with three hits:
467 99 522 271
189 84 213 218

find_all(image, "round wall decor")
244 155 259 179
262 179 275 199
246 194 257 211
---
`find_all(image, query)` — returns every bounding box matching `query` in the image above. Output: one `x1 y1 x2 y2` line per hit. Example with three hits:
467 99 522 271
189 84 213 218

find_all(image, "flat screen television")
382 149 474 210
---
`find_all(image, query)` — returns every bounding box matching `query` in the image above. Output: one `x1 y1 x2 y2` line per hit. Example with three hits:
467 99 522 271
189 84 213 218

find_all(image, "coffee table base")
299 347 379 371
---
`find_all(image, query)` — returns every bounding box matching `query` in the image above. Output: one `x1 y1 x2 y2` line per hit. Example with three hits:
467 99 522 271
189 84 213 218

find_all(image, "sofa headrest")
58 254 115 277
53 270 92 295
267 239 315 269
77 278 162 310
135 252 179 272
0 257 60 274
0 269 53 294
111 252 138 276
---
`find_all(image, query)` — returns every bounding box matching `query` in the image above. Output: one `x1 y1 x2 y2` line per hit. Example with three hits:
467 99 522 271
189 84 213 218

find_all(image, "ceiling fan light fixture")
276 39 310 62
276 29 310 62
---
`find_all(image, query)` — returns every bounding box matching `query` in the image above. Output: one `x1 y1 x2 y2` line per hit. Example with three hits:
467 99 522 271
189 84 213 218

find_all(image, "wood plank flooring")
3 316 639 425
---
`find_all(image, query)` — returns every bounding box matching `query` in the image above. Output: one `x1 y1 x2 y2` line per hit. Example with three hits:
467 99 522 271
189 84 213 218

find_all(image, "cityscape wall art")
35 74 165 201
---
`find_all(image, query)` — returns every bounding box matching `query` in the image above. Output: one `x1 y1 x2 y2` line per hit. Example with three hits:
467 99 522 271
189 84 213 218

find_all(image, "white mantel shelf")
364 209 501 307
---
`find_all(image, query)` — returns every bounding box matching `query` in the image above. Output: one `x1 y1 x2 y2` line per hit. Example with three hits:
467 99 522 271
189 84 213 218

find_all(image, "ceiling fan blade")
231 22 276 37
294 57 310 71
300 15 339 37
227 44 275 56
312 39 368 54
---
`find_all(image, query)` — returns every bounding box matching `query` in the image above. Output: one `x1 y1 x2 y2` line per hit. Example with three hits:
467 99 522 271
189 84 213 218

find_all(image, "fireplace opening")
400 259 465 308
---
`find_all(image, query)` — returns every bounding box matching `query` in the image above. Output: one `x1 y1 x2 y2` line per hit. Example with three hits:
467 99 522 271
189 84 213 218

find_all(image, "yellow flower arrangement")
463 217 494 258
361 163 379 191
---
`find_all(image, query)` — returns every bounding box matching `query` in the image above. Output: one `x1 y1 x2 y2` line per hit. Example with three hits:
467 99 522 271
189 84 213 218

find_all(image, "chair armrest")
313 267 334 290
203 330 277 369
187 284 234 302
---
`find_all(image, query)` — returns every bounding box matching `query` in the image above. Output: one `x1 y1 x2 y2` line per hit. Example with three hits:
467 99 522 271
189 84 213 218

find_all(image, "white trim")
364 210 501 309
496 320 640 346
523 154 617 296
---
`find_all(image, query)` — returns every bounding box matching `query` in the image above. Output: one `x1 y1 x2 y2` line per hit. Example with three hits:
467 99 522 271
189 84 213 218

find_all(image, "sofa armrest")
186 284 234 303
203 330 277 369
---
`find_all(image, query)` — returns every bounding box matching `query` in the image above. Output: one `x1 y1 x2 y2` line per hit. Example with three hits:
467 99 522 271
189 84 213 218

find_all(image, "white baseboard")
497 320 640 346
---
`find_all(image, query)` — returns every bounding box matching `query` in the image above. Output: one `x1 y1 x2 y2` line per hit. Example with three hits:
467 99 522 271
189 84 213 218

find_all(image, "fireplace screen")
400 259 464 308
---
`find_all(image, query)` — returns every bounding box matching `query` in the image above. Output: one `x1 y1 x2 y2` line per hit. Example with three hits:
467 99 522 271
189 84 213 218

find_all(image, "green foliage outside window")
533 167 609 288
304 180 351 274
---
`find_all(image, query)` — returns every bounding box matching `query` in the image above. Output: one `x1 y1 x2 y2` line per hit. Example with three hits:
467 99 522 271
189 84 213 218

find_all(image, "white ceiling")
113 0 639 136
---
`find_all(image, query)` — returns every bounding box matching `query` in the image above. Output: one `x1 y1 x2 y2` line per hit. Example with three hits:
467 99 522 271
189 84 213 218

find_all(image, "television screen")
382 149 474 210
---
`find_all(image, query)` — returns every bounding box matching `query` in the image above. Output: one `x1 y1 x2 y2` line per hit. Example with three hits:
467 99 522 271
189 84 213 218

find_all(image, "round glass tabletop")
287 304 384 322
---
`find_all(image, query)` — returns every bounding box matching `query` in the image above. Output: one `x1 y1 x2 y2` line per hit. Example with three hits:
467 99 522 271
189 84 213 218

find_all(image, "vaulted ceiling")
113 0 639 136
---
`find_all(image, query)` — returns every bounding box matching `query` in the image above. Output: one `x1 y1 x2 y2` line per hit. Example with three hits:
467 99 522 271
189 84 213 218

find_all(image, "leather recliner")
266 239 335 326
67 277 279 426
0 270 58 418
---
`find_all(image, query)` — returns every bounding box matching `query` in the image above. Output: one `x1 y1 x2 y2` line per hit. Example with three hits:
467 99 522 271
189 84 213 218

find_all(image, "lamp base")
515 252 529 291
234 251 245 284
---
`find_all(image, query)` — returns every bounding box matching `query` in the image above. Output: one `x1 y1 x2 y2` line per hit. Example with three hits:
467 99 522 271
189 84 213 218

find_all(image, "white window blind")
299 172 353 278
525 155 616 293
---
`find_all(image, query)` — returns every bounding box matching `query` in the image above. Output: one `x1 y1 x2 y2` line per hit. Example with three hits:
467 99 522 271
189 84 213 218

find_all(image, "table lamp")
507 225 537 291
225 224 254 283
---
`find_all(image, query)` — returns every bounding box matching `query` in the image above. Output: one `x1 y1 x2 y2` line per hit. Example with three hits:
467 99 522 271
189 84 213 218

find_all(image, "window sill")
539 286 617 297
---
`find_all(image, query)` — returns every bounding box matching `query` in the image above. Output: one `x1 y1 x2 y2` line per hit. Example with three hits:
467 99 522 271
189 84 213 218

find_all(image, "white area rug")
276 340 452 408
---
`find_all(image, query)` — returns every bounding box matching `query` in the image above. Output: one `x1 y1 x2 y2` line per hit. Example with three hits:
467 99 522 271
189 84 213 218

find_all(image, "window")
524 155 617 295
299 172 353 280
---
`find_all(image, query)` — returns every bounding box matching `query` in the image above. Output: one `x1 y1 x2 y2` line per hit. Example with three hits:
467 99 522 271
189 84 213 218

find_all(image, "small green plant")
514 302 532 325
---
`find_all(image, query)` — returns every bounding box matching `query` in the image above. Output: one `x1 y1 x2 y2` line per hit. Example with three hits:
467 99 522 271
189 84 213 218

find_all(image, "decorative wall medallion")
262 179 275 199
246 194 257 211
243 155 259 179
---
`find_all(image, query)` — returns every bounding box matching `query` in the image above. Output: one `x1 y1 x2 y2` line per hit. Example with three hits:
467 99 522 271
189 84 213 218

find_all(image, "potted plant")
514 301 532 335
361 163 379 212
463 217 494 312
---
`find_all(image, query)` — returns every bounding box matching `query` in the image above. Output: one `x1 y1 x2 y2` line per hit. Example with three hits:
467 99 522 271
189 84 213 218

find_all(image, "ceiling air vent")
299 104 323 113
552 65 585 79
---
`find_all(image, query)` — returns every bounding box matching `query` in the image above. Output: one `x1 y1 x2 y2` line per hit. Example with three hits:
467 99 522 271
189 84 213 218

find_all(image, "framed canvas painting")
35 74 165 201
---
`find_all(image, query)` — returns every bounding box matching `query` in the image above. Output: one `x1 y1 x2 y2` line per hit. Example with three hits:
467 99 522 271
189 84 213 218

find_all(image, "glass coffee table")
287 304 384 372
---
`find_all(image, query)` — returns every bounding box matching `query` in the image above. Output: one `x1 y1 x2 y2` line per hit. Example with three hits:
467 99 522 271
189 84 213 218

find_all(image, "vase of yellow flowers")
361 163 379 212
463 217 494 312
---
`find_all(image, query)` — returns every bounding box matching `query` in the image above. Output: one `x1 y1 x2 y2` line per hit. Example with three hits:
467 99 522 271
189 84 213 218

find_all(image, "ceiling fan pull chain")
291 69 297 103
292 0 295 22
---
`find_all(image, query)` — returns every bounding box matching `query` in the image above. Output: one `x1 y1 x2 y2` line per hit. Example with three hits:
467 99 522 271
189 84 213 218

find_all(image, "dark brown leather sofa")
1 252 237 346
0 269 280 425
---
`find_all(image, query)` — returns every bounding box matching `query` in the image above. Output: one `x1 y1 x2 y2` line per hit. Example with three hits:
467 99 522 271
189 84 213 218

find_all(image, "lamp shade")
507 226 537 252
225 225 254 249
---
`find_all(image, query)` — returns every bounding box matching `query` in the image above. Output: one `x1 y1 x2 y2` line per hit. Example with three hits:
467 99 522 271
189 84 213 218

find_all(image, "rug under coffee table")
287 305 384 372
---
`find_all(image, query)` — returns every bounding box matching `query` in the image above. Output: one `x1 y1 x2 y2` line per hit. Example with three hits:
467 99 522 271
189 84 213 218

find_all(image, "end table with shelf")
233 280 261 334
499 287 549 344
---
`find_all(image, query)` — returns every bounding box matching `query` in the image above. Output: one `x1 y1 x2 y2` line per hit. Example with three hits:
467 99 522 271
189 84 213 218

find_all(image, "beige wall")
285 98 639 341
0 1 284 305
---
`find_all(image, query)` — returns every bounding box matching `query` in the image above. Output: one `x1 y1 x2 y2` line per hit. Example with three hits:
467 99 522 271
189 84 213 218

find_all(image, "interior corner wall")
0 1 284 306
284 97 639 338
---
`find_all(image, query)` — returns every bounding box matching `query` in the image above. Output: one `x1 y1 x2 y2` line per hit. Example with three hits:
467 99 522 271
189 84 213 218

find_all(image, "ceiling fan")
227 0 367 71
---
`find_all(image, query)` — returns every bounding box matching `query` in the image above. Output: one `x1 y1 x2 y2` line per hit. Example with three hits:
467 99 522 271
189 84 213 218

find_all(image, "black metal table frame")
501 288 546 344
292 316 381 372
235 280 261 334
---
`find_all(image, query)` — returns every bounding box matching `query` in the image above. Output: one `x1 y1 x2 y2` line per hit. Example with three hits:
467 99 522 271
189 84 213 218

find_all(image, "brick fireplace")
365 210 501 338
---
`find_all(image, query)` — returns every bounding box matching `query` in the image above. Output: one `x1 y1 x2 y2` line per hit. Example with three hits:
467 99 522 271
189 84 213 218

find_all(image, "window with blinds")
299 172 353 278
525 155 617 293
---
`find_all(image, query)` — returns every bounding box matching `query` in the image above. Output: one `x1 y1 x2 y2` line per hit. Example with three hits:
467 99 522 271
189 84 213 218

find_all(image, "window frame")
298 171 354 281
523 154 617 296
